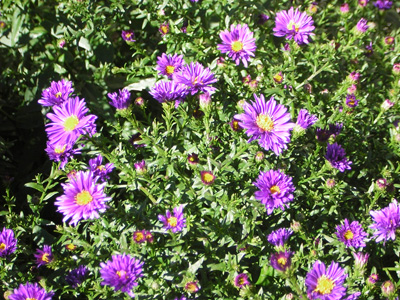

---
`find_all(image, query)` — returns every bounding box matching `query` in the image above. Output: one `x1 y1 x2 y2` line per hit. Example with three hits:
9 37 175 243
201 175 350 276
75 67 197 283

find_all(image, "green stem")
139 186 157 205
295 61 330 90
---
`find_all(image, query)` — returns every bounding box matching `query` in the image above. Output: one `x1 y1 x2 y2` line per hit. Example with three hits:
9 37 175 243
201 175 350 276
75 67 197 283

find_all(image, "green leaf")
25 183 44 193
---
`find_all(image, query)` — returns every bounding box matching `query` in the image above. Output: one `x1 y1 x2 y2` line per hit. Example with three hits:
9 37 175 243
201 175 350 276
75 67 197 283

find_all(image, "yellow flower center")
66 244 76 250
0 243 6 251
134 232 144 242
238 277 245 285
277 257 287 267
314 275 335 295
42 253 50 263
116 270 128 278
270 185 281 195
232 120 240 130
167 216 178 227
310 5 317 13
203 173 214 183
75 190 93 206
192 76 199 85
55 92 62 98
165 65 175 75
231 41 244 52
97 165 105 171
126 33 132 38
26 298 38 300
287 20 300 32
256 114 274 132
55 144 66 154
161 25 168 34
273 74 283 82
63 115 79 132
344 230 354 240
186 282 197 292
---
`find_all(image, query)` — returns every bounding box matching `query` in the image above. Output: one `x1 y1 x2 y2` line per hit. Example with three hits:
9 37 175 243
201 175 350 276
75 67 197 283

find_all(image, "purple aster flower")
335 219 367 248
230 117 242 131
374 0 393 10
45 140 81 169
158 205 186 233
173 62 217 96
235 94 295 155
187 153 199 165
54 171 111 226
270 250 293 272
88 154 114 182
0 228 17 257
348 72 360 82
353 252 369 269
65 265 89 288
38 79 74 107
200 171 215 185
217 24 257 68
149 80 188 104
122 30 135 42
381 280 395 297
296 109 318 129
185 281 200 293
273 7 315 45
356 18 369 33
159 22 169 36
34 245 53 267
367 273 378 285
9 282 54 300
370 200 400 243
305 261 347 300
156 53 185 78
328 123 343 137
267 228 293 247
255 170 295 215
107 88 132 110
345 94 359 108
134 160 147 175
133 230 146 243
100 253 144 297
234 273 250 288
365 42 373 56
45 96 97 145
325 143 352 172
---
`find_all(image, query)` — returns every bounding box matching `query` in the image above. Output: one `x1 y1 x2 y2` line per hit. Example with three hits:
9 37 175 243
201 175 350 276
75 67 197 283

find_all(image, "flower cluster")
39 80 97 169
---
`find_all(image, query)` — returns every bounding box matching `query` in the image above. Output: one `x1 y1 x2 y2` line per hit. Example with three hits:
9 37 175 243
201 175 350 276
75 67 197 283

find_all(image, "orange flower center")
231 41 244 52
256 114 274 132
270 185 281 195
167 217 178 227
160 25 168 34
75 190 93 206
314 275 335 295
134 232 144 242
42 253 50 263
116 270 128 278
166 65 175 75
